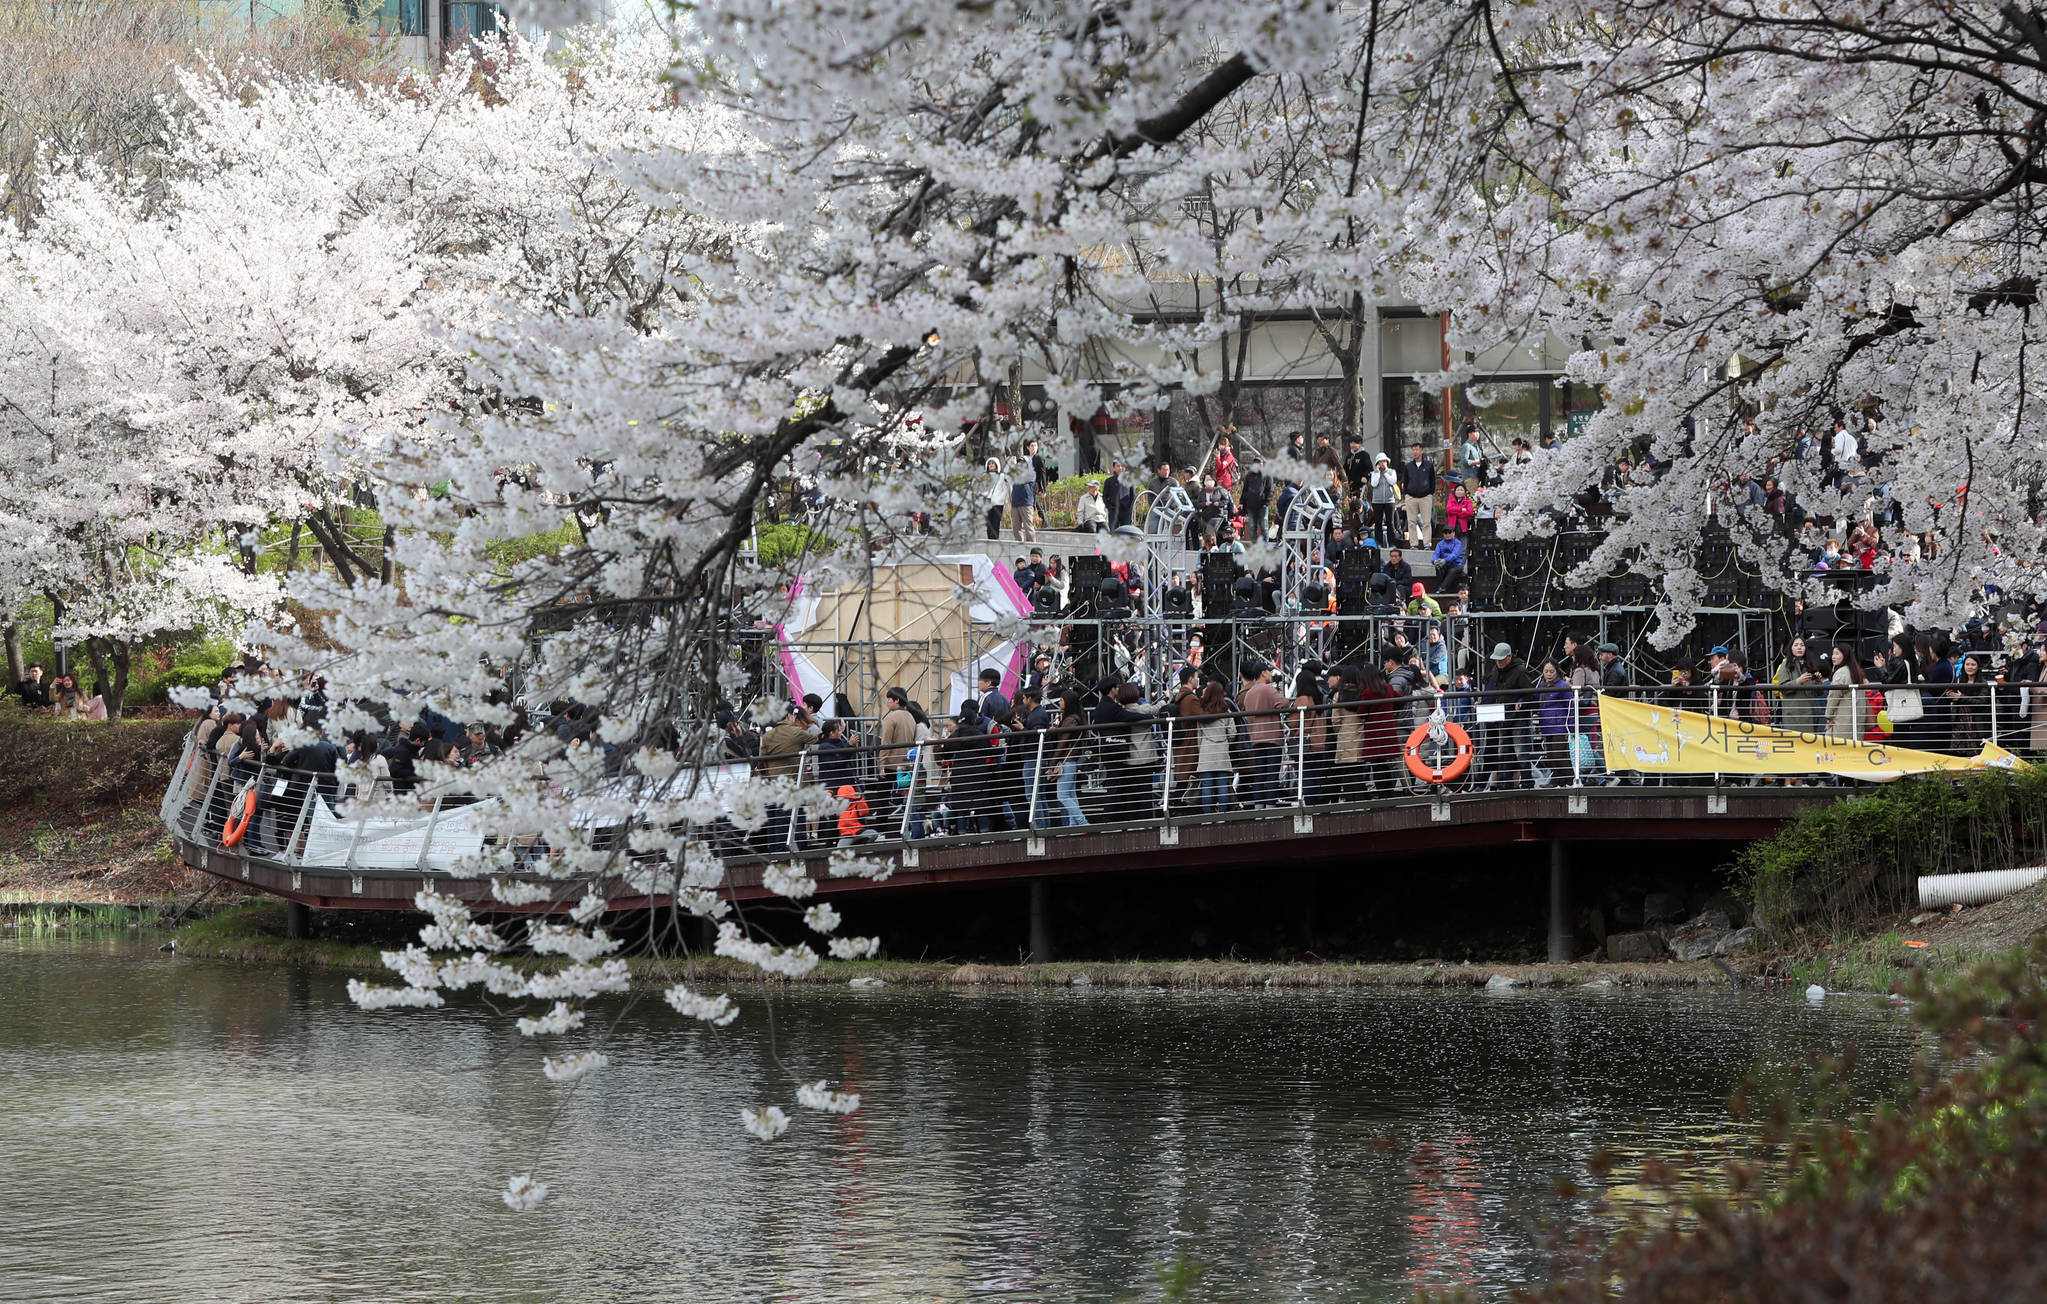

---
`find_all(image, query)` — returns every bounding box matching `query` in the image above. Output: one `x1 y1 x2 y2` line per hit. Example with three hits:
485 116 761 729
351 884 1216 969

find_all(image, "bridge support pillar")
1547 841 1572 964
286 900 311 940
1027 879 1054 964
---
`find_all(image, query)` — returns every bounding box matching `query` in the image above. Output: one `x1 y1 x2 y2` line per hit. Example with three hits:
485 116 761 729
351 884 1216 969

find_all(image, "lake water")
0 939 1920 1303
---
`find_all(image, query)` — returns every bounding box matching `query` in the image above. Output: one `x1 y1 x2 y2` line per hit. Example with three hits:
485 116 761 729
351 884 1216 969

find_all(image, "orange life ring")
221 784 258 848
1404 720 1474 784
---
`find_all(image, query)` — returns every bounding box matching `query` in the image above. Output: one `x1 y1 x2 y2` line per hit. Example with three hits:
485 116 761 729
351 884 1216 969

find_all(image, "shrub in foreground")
1489 938 2047 1303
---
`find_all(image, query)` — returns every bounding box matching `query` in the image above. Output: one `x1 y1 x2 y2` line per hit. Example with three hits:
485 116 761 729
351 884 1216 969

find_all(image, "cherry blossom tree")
1410 1 2047 639
243 11 1324 1201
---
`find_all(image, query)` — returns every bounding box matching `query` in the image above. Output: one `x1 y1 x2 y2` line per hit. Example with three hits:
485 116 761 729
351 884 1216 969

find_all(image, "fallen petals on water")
541 1051 609 1082
796 1080 861 1114
741 1105 790 1140
502 1173 548 1212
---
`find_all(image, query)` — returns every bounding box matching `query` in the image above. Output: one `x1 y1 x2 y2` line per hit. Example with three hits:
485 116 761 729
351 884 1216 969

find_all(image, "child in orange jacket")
835 784 878 847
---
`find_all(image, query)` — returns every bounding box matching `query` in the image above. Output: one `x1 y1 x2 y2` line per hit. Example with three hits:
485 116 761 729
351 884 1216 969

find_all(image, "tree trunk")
105 639 130 720
84 635 130 719
304 508 363 586
48 596 67 677
285 520 302 573
2 622 22 687
378 526 397 586
1006 361 1023 446
229 521 259 575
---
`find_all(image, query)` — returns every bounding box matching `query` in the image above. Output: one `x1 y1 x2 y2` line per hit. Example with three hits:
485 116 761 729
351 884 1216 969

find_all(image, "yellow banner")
1595 693 2029 779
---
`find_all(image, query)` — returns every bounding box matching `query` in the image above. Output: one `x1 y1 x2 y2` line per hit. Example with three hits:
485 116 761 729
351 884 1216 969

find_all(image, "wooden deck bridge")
167 779 1837 959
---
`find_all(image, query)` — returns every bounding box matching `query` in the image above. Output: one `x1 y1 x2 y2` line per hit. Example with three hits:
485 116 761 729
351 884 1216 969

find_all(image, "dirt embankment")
0 703 214 905
0 793 218 905
1901 878 2047 954
1771 877 2047 993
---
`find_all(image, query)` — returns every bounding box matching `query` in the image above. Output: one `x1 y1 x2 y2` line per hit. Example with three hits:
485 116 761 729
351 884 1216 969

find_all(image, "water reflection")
0 941 1918 1303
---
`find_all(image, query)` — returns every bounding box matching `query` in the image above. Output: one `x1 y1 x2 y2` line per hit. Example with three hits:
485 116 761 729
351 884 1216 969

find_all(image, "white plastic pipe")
1917 867 2047 908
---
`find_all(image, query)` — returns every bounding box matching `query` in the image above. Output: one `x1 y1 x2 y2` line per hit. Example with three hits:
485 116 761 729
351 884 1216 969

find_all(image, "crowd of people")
703 599 2047 852
91 398 2047 861
12 664 109 719
1083 432 1476 557
171 661 537 859
705 632 1630 852
123 610 2047 868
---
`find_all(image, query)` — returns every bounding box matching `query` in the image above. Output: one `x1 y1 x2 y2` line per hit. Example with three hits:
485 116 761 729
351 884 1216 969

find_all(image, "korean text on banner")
1595 693 2028 780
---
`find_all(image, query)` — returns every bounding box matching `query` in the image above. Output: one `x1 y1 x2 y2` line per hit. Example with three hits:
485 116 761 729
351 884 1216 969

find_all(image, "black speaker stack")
1200 552 1241 617
1067 554 1109 615
1335 547 1375 616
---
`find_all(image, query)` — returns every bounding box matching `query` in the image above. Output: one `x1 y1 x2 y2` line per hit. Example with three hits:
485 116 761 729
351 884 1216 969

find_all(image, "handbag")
1569 732 1600 771
1885 686 1924 723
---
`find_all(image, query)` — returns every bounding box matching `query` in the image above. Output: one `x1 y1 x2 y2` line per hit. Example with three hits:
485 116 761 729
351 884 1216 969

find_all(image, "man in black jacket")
1598 642 1630 688
1484 642 1538 788
1240 456 1272 541
1381 548 1414 594
1400 442 1438 549
16 665 49 709
1343 436 1373 529
1102 459 1135 529
977 667 1012 725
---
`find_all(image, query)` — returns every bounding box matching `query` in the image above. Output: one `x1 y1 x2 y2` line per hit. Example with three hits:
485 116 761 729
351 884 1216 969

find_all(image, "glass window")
1381 377 1443 459
1235 384 1306 462
399 0 424 34
444 1 499 44
1165 391 1218 470
1380 317 1443 373
1086 388 1157 471
1305 382 1345 446
1457 379 1543 455
1554 380 1602 437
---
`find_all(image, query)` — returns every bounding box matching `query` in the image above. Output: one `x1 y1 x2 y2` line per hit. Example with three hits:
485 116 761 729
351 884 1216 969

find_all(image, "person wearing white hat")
1366 452 1399 548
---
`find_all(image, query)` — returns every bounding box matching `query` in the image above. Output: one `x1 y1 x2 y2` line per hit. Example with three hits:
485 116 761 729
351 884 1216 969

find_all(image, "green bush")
1734 770 2047 945
1040 473 1106 529
485 520 582 570
154 664 230 699
753 522 832 568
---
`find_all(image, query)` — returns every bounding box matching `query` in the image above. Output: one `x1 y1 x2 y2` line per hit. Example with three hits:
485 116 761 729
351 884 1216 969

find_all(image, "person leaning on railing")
1091 682 1160 821
756 702 818 851
1534 660 1574 787
1355 666 1405 794
1292 670 1331 805
1825 643 1870 742
945 699 996 834
1330 682 1366 801
1165 666 1201 801
1045 693 1091 828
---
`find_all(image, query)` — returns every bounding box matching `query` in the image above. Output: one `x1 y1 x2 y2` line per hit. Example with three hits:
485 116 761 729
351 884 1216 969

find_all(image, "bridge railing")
162 676 2005 874
710 680 1900 858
